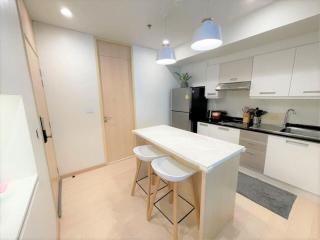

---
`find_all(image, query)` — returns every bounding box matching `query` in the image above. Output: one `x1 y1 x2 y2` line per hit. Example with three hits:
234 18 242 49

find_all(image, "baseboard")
60 163 107 179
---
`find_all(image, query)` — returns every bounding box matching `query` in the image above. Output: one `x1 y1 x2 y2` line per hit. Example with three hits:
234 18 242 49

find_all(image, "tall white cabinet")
289 43 320 97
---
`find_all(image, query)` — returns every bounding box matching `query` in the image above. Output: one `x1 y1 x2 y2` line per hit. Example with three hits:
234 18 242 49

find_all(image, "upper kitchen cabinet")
205 64 222 99
289 43 320 97
250 48 295 97
219 57 253 83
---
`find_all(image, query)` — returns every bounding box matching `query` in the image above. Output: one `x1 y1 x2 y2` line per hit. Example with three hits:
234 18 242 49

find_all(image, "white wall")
0 1 57 239
132 46 179 128
33 22 105 175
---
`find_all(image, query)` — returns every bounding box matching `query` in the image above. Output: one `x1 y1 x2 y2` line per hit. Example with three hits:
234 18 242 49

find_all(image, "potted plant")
175 72 192 88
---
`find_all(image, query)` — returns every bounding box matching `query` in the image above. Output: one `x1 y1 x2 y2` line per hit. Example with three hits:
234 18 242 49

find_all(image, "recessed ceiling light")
60 7 73 18
162 39 170 45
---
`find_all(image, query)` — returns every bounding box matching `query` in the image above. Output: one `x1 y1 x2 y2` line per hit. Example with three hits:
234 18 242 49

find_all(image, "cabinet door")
209 125 240 144
205 64 221 99
197 122 210 136
264 135 320 195
219 57 253 83
250 49 295 97
289 43 320 97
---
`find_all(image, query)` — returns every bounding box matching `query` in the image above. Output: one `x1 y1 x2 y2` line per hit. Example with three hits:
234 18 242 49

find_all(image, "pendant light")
191 18 222 51
191 0 222 51
156 40 176 65
156 15 176 65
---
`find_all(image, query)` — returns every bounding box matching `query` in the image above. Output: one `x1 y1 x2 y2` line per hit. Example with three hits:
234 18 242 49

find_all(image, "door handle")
104 116 112 123
39 116 52 143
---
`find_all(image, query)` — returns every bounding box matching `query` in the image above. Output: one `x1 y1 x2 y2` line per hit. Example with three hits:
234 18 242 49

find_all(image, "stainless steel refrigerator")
171 87 207 132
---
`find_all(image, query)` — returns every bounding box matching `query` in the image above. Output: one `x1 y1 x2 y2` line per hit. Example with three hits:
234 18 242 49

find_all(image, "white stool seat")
133 145 166 162
151 157 196 182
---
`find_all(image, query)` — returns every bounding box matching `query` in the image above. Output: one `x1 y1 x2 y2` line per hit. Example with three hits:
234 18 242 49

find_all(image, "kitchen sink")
280 126 320 139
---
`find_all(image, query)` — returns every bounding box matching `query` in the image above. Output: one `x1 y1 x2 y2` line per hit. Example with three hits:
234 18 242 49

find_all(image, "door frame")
95 38 136 164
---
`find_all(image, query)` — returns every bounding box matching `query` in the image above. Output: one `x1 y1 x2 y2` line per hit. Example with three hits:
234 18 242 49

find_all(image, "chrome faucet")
283 109 296 127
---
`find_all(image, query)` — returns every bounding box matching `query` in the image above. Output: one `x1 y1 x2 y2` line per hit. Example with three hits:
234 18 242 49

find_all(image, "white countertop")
133 125 245 172
0 175 38 239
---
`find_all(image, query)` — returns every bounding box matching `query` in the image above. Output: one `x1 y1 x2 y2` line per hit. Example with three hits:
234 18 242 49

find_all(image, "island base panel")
199 156 239 239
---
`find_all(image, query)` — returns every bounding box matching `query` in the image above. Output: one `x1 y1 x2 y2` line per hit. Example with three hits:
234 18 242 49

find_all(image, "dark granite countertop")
199 118 320 144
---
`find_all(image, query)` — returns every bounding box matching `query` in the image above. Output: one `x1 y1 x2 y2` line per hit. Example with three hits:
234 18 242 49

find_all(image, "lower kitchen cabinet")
197 122 240 144
197 122 211 136
264 135 320 195
210 125 240 144
239 130 267 173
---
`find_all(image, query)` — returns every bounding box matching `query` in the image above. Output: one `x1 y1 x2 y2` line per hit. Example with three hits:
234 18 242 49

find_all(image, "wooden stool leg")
131 158 141 196
147 175 161 221
173 182 178 240
191 176 200 226
168 182 173 204
146 162 152 218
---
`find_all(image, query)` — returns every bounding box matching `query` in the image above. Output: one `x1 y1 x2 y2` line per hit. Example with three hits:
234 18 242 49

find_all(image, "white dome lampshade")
191 18 222 51
156 42 176 65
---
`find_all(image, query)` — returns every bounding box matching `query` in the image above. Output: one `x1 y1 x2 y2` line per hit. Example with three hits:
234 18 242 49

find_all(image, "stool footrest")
153 190 195 225
136 174 168 195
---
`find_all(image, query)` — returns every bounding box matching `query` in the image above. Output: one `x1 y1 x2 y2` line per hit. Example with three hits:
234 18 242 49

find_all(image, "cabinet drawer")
240 138 266 153
240 149 266 173
210 125 240 144
240 130 267 144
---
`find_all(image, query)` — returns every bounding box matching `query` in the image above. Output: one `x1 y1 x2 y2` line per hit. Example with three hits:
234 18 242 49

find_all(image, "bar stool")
131 145 167 218
148 156 199 240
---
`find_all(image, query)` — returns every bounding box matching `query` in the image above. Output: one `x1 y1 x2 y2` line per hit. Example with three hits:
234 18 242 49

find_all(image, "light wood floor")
60 157 320 240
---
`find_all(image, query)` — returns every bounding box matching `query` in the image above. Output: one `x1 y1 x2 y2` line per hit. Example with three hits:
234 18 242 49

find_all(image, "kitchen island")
133 125 245 239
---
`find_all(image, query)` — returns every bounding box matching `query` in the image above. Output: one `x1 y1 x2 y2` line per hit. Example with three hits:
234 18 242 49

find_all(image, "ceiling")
25 0 275 49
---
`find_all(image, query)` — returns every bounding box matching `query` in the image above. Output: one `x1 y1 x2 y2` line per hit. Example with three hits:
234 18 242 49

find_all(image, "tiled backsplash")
208 91 320 126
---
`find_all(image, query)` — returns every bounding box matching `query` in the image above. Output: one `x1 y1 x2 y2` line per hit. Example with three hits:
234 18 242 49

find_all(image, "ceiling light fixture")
191 18 222 51
156 12 176 65
156 40 176 65
60 7 73 18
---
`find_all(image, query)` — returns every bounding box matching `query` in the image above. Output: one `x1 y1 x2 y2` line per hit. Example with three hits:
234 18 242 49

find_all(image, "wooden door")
25 42 60 208
97 41 135 162
17 0 60 210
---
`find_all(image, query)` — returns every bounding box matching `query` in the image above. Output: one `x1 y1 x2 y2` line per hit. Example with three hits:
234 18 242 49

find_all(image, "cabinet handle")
303 90 320 94
199 123 208 127
218 126 229 131
207 92 217 95
286 140 309 147
259 91 276 95
229 77 238 81
244 151 255 156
